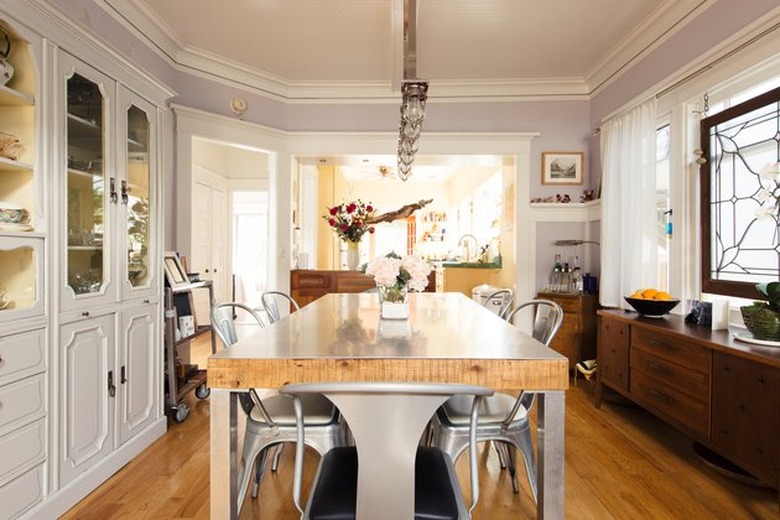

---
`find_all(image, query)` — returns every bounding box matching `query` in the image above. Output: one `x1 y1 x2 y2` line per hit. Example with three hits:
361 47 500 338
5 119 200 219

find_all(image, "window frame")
699 84 780 299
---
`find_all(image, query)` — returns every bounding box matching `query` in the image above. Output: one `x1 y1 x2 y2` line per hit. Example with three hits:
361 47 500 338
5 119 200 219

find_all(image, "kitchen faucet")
457 234 478 262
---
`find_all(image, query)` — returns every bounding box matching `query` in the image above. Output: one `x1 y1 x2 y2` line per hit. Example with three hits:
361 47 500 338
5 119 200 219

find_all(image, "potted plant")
740 281 780 340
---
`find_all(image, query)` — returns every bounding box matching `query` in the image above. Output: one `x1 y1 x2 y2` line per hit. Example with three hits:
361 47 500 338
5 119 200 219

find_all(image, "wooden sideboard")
290 269 436 307
537 292 598 369
597 310 780 488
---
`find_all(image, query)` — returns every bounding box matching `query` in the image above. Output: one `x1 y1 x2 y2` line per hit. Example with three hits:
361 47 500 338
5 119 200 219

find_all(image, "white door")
191 182 227 321
59 314 115 485
116 302 158 446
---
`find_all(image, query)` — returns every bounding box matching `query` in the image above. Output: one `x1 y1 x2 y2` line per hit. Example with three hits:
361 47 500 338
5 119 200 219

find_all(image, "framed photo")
542 152 584 185
163 251 189 289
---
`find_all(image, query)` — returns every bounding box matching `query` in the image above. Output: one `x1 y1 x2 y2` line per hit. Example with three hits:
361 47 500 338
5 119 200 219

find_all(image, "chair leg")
271 443 284 472
251 447 271 499
504 443 520 494
493 441 508 469
516 431 538 503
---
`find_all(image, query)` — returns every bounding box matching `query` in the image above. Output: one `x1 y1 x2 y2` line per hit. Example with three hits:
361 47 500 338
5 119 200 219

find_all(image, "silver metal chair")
281 382 494 520
431 299 564 501
210 302 343 514
261 290 300 324
480 289 514 319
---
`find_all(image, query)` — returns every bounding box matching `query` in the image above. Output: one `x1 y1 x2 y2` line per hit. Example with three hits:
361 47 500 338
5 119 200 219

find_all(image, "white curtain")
600 99 658 308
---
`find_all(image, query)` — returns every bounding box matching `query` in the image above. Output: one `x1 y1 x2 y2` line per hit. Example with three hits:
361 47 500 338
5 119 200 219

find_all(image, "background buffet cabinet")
596 310 780 489
0 8 173 519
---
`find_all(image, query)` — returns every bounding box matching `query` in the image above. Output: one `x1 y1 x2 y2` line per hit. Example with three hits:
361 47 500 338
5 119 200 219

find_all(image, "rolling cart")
163 280 216 423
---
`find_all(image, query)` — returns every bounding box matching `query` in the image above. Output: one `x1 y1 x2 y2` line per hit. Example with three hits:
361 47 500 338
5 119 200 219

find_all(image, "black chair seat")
308 446 459 520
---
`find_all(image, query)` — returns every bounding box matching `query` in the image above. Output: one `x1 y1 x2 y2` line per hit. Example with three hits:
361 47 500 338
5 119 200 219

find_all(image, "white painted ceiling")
106 0 710 182
104 0 709 100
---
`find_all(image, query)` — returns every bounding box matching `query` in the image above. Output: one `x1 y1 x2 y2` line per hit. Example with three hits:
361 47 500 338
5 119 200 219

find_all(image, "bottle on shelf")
548 254 563 292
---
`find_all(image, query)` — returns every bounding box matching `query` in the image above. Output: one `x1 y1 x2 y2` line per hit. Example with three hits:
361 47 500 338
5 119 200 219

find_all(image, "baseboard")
22 417 167 519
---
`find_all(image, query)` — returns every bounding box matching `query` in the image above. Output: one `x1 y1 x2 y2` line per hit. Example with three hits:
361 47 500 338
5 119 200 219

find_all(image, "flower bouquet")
323 199 376 242
365 252 432 319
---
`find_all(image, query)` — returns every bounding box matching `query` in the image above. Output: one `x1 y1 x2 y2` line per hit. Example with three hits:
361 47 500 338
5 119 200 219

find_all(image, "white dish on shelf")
733 332 780 348
0 222 33 231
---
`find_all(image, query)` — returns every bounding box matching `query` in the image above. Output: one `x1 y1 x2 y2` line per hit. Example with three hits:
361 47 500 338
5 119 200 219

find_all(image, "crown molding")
585 0 715 96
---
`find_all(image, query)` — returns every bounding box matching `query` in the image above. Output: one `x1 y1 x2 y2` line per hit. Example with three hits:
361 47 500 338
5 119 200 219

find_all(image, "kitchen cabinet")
537 292 597 368
597 310 780 487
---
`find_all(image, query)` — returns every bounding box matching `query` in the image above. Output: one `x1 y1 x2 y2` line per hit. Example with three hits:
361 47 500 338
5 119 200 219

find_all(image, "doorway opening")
232 190 269 310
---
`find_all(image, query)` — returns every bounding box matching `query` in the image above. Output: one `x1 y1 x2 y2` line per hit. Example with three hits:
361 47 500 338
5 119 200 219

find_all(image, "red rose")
328 218 336 227
329 206 339 216
369 227 375 234
366 205 373 212
347 203 357 213
340 225 348 232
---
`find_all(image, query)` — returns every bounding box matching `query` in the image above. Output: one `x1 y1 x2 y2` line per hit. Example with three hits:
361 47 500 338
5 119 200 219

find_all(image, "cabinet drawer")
631 349 709 401
631 371 708 437
0 374 45 436
293 272 333 290
0 464 44 520
0 419 45 487
0 329 45 387
631 327 709 372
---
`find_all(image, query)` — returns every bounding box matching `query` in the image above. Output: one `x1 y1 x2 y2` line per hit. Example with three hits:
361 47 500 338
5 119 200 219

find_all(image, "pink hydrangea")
366 253 431 292
365 256 402 287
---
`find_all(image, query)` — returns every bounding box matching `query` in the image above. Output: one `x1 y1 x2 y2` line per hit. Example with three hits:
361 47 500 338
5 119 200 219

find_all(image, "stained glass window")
701 86 780 298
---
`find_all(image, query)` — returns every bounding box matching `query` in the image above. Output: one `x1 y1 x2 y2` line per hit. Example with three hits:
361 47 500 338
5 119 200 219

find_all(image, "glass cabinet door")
63 64 114 307
123 99 154 296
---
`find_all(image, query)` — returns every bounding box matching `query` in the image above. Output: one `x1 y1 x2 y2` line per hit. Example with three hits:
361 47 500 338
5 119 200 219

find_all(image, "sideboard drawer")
631 327 709 372
0 463 44 520
631 348 709 402
0 329 46 387
0 374 45 436
631 371 708 437
0 419 46 487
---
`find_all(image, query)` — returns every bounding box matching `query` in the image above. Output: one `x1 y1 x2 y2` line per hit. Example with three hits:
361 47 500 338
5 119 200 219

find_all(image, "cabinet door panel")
119 89 158 301
59 314 115 485
598 317 629 391
117 303 158 446
711 353 779 484
59 52 117 311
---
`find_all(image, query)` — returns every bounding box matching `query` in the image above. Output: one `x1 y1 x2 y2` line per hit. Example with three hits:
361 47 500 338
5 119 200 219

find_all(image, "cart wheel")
171 404 190 423
195 384 211 400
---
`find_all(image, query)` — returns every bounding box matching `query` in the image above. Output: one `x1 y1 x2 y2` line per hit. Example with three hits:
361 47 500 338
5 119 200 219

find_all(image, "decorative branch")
366 199 433 224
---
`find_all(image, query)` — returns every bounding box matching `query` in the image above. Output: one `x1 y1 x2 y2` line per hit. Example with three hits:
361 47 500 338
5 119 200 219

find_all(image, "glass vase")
345 240 360 270
378 284 409 319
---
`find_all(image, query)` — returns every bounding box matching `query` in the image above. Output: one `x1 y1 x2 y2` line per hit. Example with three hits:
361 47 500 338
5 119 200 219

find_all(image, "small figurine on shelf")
581 189 595 202
555 194 572 203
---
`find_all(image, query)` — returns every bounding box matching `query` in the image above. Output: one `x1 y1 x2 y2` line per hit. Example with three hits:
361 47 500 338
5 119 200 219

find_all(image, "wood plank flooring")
60 334 778 519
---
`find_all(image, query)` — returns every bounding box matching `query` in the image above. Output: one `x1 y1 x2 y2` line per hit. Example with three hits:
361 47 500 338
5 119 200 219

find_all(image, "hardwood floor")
61 334 778 519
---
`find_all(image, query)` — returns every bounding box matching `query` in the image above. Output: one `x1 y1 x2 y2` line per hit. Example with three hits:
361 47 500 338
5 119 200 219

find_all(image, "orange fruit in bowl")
641 288 659 299
654 291 673 300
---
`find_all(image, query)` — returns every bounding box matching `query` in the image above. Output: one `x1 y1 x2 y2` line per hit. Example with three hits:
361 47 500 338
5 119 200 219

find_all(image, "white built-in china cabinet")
0 4 172 518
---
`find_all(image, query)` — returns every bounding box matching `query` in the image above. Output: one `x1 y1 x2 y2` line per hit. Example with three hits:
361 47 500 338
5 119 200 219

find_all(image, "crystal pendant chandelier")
397 80 428 181
396 0 428 182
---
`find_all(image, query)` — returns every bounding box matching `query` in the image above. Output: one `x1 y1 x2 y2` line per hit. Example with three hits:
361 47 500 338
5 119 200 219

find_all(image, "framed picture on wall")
163 251 189 289
542 152 584 185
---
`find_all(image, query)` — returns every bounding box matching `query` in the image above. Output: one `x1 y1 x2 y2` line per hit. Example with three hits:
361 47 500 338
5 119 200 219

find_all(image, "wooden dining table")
207 292 569 519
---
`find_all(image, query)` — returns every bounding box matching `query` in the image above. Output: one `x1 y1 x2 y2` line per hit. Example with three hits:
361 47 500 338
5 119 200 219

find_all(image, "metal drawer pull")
647 363 671 376
650 340 674 350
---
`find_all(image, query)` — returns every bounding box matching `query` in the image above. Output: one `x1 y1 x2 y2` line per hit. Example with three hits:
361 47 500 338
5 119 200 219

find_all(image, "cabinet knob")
205 269 210 273
82 311 90 317
213 268 218 273
143 299 150 304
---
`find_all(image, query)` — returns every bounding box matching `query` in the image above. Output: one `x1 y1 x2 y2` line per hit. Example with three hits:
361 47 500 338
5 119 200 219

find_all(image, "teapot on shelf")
0 28 14 87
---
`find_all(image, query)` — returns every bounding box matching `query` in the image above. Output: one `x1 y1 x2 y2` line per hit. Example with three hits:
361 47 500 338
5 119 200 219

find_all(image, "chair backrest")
210 302 265 348
281 382 494 517
480 289 513 319
504 299 564 347
501 300 564 425
261 291 300 324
